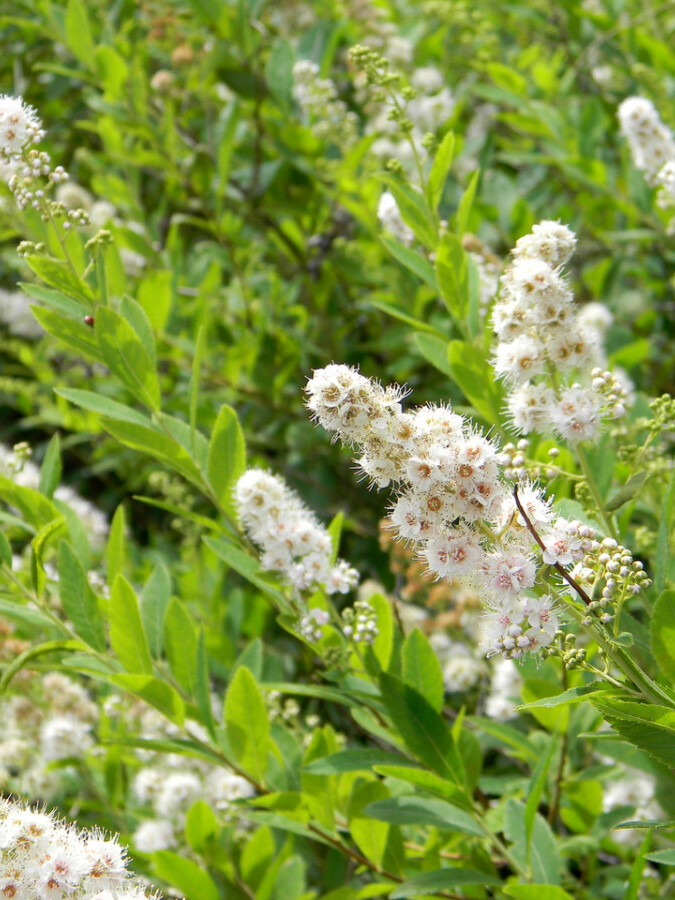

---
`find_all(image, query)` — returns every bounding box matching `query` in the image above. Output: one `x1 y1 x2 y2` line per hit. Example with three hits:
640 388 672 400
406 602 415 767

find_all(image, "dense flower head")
0 95 44 156
235 468 358 596
491 221 631 442
0 798 161 900
305 364 597 658
618 96 675 184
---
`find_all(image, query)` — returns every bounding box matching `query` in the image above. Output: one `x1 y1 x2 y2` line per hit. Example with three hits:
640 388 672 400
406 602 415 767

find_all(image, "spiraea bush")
0 1 675 899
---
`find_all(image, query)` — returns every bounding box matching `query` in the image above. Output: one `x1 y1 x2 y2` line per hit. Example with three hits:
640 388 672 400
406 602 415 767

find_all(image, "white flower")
541 518 585 566
133 820 175 853
424 528 486 578
154 772 202 818
40 715 93 762
511 220 577 268
522 594 559 635
0 95 44 155
481 551 536 596
618 96 675 183
547 384 602 443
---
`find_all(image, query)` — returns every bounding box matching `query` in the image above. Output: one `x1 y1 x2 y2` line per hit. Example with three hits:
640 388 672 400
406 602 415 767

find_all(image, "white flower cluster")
377 192 414 245
0 674 97 800
0 443 108 546
0 796 160 900
305 364 596 658
491 220 629 443
429 633 485 692
0 95 44 157
618 97 675 184
129 710 254 853
235 468 359 600
618 97 675 230
292 61 358 150
484 658 522 720
0 287 45 339
602 767 663 846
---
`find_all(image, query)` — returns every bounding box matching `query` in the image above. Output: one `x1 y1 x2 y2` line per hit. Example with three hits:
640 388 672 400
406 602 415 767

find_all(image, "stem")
548 669 568 825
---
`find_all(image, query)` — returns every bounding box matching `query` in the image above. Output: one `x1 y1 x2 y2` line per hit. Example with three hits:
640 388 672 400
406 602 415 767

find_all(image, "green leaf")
39 434 61 499
152 851 219 900
163 597 198 696
303 749 414 775
120 296 156 366
20 283 88 318
224 665 270 784
589 697 675 767
205 537 289 609
402 628 444 712
57 542 106 651
413 333 453 377
109 574 153 674
656 466 675 594
64 0 96 66
32 306 101 363
382 774 473 822
0 640 85 692
428 131 455 211
454 168 480 235
525 740 555 861
521 679 570 733
379 177 437 248
379 673 465 786
207 405 246 515
645 849 675 865
95 307 160 410
140 564 172 657
605 472 649 512
106 505 126 586
652 590 675 682
504 799 561 884
262 682 359 707
348 781 392 869
111 674 185 725
55 388 153 427
502 888 573 900
25 255 93 303
391 868 499 898
102 419 204 488
137 270 173 332
364 796 484 836
517 684 612 710
381 236 436 288
266 38 294 109
447 339 503 425
0 533 11 567
185 800 218 854
369 299 445 336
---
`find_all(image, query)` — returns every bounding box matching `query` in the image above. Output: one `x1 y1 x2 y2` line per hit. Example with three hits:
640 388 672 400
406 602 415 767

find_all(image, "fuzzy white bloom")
306 365 584 659
618 96 675 184
0 798 162 900
484 658 521 719
377 192 414 245
492 221 630 440
235 468 358 597
0 95 44 156
0 288 45 339
40 716 93 762
154 772 202 818
429 636 485 692
603 767 663 845
132 820 175 854
205 770 256 812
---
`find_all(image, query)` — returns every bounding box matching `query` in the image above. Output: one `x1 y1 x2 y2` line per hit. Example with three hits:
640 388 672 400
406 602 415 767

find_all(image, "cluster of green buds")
16 240 46 257
576 537 651 626
349 45 403 91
